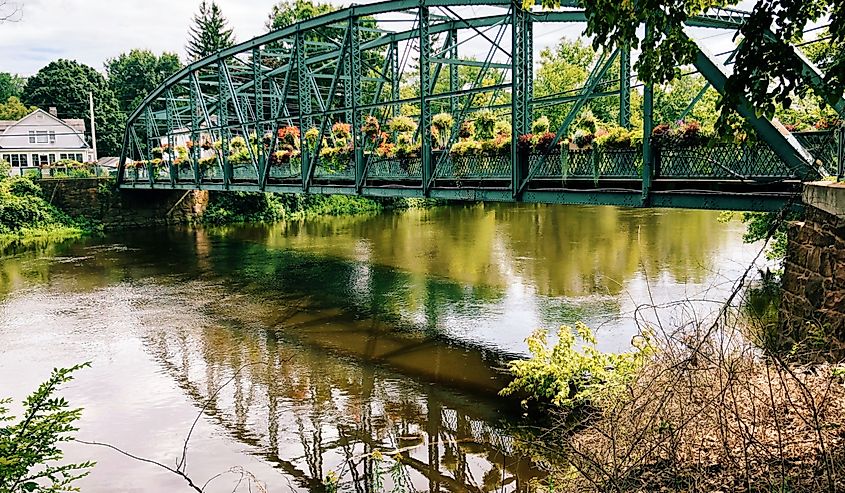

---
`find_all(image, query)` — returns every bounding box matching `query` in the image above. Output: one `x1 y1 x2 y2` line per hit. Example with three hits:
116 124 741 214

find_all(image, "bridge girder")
118 0 840 212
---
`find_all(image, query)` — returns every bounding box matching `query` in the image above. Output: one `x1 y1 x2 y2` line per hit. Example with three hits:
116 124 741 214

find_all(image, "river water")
0 204 761 492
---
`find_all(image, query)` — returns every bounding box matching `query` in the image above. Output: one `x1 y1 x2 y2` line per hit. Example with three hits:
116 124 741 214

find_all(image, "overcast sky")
0 0 285 75
0 0 765 78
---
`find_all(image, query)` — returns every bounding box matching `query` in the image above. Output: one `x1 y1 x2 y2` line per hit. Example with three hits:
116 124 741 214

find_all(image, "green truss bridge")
117 0 845 212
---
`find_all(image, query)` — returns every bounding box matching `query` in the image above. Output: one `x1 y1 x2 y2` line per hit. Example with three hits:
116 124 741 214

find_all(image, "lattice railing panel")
656 142 794 179
794 130 838 173
366 157 423 180
532 149 641 179
438 155 511 180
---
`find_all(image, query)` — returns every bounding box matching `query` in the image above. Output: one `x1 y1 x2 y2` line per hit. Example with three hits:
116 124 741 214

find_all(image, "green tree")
106 49 183 116
0 73 25 102
579 0 845 120
266 0 336 31
0 363 94 492
652 74 720 128
22 60 125 157
0 96 36 120
186 0 236 62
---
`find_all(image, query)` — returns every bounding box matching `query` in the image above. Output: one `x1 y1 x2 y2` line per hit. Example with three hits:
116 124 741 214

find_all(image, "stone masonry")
36 178 209 229
780 182 845 340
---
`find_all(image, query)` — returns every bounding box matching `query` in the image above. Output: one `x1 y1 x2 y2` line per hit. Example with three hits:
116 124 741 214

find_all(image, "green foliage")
267 0 336 31
740 211 799 262
0 363 94 492
494 119 512 137
22 60 125 157
474 110 497 140
653 74 720 129
186 1 236 62
0 177 79 236
106 49 182 116
0 160 10 179
0 73 26 102
0 96 36 121
501 323 652 409
386 115 417 134
431 113 454 149
531 115 551 135
595 126 640 149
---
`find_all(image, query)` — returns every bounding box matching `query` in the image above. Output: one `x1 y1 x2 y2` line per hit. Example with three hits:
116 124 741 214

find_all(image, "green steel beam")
419 5 432 194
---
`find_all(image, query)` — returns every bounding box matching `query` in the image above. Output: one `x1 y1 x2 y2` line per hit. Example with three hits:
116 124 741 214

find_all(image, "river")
0 203 762 492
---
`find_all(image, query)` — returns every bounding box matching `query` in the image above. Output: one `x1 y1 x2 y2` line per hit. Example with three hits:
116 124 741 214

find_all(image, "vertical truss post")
448 29 459 115
511 2 531 198
190 76 200 185
525 15 533 126
218 62 231 188
619 41 631 129
296 32 312 190
642 80 654 205
419 5 432 194
145 108 155 187
165 91 177 186
253 47 267 189
349 16 364 191
390 41 400 118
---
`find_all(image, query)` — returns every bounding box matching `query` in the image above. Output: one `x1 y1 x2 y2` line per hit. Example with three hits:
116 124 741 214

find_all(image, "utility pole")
89 92 98 161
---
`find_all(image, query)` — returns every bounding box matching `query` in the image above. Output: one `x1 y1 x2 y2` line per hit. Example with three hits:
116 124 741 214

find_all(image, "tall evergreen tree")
186 1 235 62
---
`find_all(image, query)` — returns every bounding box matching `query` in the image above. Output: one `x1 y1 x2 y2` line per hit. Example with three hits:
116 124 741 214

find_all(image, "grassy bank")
0 175 92 243
201 190 436 225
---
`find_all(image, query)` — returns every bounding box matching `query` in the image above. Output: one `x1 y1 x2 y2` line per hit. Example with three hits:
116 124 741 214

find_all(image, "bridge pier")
780 181 845 341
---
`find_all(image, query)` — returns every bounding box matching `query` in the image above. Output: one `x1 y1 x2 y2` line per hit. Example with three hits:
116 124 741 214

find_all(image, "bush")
494 119 512 137
458 121 475 139
361 116 380 142
474 110 497 140
432 112 454 149
595 126 637 149
531 115 550 134
0 363 94 493
387 115 417 133
501 323 652 409
573 129 595 149
576 108 597 134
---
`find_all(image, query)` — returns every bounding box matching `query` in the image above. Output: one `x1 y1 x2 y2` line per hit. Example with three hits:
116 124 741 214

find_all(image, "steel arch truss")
118 0 841 212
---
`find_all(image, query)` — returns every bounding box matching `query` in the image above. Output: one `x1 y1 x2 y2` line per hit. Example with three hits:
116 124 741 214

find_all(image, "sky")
0 0 768 78
0 0 281 75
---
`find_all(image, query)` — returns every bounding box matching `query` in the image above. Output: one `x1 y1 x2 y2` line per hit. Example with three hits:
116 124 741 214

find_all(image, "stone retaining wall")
36 178 209 229
780 183 845 340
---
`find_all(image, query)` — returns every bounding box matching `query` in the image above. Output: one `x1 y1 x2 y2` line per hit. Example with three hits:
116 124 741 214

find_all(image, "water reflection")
0 204 757 492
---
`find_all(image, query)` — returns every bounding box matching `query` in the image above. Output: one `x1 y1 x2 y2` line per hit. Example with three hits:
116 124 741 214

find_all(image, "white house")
0 108 95 175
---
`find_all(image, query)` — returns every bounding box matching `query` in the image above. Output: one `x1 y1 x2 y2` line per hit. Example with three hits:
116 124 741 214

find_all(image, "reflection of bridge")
117 0 843 212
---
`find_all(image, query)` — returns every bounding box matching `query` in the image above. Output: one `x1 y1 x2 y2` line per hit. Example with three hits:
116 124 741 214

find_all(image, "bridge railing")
120 134 819 187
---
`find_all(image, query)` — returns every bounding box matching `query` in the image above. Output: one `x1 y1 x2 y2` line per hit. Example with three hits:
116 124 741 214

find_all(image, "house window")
28 131 35 144
36 131 48 144
49 131 56 144
48 154 56 164
32 154 49 166
3 154 29 167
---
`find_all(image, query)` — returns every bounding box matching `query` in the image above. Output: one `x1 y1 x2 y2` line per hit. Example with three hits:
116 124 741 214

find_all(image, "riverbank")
0 175 95 245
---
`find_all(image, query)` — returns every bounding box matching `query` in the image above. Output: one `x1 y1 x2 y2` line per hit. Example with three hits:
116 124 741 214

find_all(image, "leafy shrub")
278 126 301 147
0 159 11 179
0 363 95 492
387 115 417 133
494 119 512 137
450 139 482 157
474 110 497 140
229 136 247 151
395 142 421 159
517 133 535 154
573 129 595 149
576 108 597 134
432 112 454 149
533 132 557 153
459 121 475 139
305 127 320 147
501 323 652 409
595 126 636 149
531 116 550 135
361 116 380 141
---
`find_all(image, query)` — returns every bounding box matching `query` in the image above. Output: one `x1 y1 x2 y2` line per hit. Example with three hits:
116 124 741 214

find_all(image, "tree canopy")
266 0 336 32
22 60 125 157
0 96 36 120
579 0 845 120
0 72 25 102
186 0 236 62
106 49 182 116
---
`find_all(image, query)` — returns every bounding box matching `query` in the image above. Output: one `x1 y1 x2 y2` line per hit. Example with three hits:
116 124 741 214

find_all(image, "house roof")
0 110 86 135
